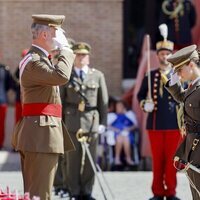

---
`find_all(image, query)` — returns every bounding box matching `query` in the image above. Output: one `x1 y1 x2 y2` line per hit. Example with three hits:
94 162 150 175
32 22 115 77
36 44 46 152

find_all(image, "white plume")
159 24 168 41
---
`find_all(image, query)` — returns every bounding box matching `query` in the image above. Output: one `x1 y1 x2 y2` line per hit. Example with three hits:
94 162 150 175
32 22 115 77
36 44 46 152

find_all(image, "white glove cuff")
169 72 179 86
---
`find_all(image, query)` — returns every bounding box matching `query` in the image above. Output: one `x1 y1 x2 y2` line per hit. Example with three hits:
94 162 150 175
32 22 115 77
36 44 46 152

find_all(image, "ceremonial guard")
165 45 200 200
159 0 196 49
12 14 75 200
61 42 108 200
137 25 181 200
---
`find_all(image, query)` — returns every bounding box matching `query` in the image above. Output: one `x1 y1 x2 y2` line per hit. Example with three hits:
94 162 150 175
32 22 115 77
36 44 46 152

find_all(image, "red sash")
22 103 62 118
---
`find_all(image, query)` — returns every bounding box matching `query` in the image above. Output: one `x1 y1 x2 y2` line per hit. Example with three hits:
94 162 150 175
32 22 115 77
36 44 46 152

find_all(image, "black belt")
66 102 97 111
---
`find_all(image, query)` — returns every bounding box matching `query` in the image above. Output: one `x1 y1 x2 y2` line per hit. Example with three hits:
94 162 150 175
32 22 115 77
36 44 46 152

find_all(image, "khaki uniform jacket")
12 46 75 154
166 79 200 166
61 68 108 133
166 80 200 122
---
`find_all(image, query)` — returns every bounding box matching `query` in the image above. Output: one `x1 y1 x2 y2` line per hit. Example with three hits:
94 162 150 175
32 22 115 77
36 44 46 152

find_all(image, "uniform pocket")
85 82 99 97
39 116 59 127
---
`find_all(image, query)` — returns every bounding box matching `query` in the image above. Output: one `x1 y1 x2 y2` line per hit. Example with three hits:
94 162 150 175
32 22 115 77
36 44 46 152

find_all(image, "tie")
80 70 84 81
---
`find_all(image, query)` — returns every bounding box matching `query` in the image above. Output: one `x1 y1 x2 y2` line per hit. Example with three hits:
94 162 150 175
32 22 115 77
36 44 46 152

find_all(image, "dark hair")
116 99 129 110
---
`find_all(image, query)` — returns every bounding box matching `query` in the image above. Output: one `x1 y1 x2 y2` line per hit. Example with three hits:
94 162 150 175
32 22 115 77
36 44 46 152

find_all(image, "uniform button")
154 101 157 105
154 107 157 111
154 83 157 87
81 85 86 90
155 73 159 77
154 95 157 99
189 103 192 107
168 96 172 99
154 78 158 82
153 89 157 93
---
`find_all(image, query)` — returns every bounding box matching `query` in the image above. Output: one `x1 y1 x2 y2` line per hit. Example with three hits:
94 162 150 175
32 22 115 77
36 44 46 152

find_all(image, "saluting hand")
53 28 71 50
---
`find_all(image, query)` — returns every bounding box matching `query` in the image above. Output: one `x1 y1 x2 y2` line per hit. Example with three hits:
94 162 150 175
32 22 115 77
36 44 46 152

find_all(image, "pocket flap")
39 116 59 127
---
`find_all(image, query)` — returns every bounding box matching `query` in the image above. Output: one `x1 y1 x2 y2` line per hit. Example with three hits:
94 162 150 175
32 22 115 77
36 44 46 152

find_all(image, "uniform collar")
191 77 200 86
74 65 89 76
32 44 49 57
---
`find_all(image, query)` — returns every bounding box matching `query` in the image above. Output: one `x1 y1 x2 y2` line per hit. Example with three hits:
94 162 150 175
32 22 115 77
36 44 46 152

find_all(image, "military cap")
156 40 174 52
32 14 65 28
167 45 199 73
72 42 91 54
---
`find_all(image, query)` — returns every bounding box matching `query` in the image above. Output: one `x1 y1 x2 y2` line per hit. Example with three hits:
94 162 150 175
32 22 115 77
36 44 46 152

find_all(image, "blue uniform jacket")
159 0 196 46
137 68 179 130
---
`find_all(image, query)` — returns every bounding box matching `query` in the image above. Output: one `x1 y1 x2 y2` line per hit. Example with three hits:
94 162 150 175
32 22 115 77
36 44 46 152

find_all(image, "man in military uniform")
137 38 181 200
61 42 108 200
12 14 75 200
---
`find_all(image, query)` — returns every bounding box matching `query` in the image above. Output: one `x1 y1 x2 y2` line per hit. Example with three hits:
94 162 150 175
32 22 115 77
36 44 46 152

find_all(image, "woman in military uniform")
166 44 200 200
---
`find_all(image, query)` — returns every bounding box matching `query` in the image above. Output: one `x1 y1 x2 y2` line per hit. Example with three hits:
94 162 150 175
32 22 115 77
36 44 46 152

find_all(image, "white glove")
53 28 69 50
98 125 106 134
169 72 180 86
143 100 154 113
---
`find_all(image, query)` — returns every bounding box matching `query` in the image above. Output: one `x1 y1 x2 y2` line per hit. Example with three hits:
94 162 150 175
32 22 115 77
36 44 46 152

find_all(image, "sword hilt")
76 128 89 143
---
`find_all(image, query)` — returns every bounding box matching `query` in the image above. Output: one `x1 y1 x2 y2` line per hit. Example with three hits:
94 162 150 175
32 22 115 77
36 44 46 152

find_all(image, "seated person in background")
108 100 138 165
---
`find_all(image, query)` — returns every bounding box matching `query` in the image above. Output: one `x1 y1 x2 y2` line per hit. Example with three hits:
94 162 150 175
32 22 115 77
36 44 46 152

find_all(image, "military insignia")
78 44 85 49
78 100 85 112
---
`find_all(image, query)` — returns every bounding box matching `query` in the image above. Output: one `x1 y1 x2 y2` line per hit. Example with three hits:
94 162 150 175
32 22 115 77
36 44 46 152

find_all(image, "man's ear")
41 31 47 39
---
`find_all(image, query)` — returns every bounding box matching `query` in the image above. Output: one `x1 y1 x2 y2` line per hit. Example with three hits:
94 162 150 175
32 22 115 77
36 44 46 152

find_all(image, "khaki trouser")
54 154 67 190
20 151 59 200
66 132 97 196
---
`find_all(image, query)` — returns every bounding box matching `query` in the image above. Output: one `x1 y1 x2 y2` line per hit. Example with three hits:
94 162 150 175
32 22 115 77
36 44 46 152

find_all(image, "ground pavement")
0 151 192 200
